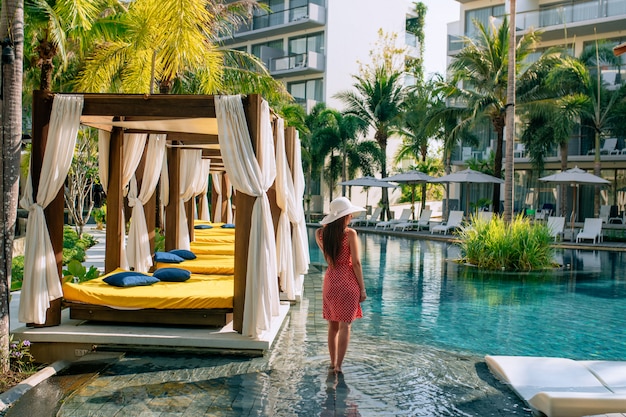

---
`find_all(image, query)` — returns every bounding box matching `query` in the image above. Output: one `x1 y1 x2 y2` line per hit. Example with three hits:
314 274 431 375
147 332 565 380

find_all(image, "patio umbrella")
383 170 434 220
538 166 610 229
430 168 504 217
339 176 398 208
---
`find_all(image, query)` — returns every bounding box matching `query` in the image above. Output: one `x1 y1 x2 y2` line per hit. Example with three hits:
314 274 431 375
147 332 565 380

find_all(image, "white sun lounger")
485 355 626 417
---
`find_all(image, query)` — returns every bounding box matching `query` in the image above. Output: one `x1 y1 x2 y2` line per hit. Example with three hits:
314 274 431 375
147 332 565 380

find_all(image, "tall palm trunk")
559 141 569 217
0 0 24 374
492 116 505 214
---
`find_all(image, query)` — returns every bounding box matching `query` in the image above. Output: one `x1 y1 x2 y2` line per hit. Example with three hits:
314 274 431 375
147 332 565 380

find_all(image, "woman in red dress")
316 197 367 373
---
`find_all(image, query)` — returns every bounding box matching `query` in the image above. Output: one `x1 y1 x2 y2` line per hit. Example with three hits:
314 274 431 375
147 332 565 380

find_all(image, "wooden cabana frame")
31 91 267 333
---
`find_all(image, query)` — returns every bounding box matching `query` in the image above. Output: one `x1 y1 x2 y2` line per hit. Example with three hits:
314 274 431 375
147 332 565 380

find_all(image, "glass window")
289 32 324 54
465 5 505 37
252 39 284 59
288 78 323 102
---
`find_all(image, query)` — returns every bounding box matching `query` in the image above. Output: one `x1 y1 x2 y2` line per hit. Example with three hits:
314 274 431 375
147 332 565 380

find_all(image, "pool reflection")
309 230 626 360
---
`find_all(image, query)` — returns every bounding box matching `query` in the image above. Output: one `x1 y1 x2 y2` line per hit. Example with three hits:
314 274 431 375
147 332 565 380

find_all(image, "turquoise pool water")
310 232 626 361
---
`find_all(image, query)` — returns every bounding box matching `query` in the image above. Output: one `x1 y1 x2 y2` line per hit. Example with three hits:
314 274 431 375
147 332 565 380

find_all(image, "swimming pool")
311 231 626 361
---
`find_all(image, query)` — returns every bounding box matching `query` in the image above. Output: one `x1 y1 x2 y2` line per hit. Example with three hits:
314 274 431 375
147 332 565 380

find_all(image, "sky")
420 0 461 78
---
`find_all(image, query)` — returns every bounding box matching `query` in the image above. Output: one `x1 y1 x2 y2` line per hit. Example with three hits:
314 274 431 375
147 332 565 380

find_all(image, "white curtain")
215 95 278 338
212 172 223 223
178 149 202 249
160 151 170 229
274 118 298 300
126 134 166 272
19 95 84 324
198 161 212 221
118 133 148 269
291 130 310 298
225 175 234 224
98 130 110 192
192 159 211 221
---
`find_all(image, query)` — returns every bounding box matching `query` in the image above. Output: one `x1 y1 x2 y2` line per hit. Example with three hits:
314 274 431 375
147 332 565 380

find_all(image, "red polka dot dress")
322 231 362 323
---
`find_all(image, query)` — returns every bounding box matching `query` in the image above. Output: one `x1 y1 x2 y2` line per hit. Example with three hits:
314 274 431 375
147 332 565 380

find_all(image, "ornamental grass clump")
457 214 554 271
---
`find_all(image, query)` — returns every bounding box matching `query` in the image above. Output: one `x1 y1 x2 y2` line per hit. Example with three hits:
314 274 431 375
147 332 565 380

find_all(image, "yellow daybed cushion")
189 241 235 256
156 253 234 275
63 269 233 309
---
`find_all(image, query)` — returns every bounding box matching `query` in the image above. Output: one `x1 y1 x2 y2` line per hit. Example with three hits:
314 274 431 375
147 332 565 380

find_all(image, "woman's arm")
347 228 367 302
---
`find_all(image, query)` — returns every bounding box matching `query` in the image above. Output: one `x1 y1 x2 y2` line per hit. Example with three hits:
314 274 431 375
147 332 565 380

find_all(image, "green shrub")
63 259 100 283
10 256 24 291
457 214 554 271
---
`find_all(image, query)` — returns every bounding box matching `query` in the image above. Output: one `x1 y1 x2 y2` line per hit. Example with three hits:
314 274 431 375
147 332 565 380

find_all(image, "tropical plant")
62 259 100 284
336 65 405 219
457 214 554 271
64 128 100 237
74 0 289 104
441 16 541 213
1 0 25 375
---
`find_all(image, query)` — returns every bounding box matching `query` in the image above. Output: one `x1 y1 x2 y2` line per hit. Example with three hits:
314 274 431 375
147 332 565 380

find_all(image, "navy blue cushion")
154 251 184 263
153 268 191 282
169 249 196 260
194 224 213 229
103 271 159 287
221 223 235 229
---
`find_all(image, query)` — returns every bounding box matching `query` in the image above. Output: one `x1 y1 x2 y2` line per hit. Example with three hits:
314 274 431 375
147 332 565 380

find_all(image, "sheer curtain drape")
98 130 110 192
212 173 222 223
119 134 148 269
198 160 211 221
274 118 299 300
192 159 211 221
215 95 278 338
291 130 310 297
19 95 84 324
225 176 233 224
177 150 202 249
127 134 166 272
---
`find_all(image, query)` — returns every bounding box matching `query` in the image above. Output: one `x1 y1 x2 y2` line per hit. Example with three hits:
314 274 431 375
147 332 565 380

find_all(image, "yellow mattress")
189 241 234 255
156 253 234 275
63 269 233 309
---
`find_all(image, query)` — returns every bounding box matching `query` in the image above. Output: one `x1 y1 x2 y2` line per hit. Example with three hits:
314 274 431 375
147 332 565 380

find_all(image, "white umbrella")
539 166 610 229
431 169 504 216
383 170 434 220
339 176 398 208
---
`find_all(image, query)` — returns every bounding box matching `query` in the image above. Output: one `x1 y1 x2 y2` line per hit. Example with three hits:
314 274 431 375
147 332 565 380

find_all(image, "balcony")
516 0 626 42
221 3 326 44
269 51 325 76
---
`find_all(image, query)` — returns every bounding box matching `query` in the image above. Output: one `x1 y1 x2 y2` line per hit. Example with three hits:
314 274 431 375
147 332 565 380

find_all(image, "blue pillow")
194 224 213 229
221 223 235 229
154 251 184 263
153 268 191 282
169 249 196 260
103 271 159 287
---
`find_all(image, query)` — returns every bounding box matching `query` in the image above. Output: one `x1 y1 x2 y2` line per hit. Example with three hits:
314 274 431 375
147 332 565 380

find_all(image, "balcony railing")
234 2 325 35
516 0 626 31
269 51 325 74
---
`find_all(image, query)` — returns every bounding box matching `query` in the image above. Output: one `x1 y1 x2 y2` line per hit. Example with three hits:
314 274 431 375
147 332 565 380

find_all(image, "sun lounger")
485 355 626 417
392 209 432 231
431 210 464 234
547 216 565 241
576 218 603 244
375 208 411 230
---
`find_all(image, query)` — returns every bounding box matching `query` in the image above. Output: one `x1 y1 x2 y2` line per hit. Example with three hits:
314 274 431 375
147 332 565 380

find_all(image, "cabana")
19 91 309 344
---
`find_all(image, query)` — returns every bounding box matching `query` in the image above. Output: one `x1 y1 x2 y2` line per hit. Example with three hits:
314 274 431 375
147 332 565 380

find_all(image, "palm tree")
0 0 24 374
335 65 404 220
75 0 288 102
442 16 539 213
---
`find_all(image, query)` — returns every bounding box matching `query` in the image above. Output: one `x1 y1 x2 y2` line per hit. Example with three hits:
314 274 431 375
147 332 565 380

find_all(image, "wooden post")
29 90 62 326
105 127 124 273
268 119 280 234
233 95 262 333
165 144 180 251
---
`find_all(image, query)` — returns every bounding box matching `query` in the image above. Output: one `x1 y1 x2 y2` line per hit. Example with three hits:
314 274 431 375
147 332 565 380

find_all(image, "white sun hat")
320 197 365 225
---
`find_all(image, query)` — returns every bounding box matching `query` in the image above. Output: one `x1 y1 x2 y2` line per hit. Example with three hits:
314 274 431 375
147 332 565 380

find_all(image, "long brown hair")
322 216 347 267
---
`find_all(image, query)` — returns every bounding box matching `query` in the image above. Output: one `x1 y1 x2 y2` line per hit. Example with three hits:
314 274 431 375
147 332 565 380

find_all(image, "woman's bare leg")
334 322 351 373
328 321 339 369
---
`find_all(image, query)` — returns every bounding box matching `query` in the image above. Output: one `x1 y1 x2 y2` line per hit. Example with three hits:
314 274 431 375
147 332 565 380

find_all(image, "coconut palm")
335 65 405 220
0 0 24 374
441 16 540 213
75 0 288 102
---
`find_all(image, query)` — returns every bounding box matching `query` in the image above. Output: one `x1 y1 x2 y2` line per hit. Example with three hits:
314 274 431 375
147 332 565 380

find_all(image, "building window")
252 39 284 59
288 78 324 102
289 32 324 55
465 5 505 37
